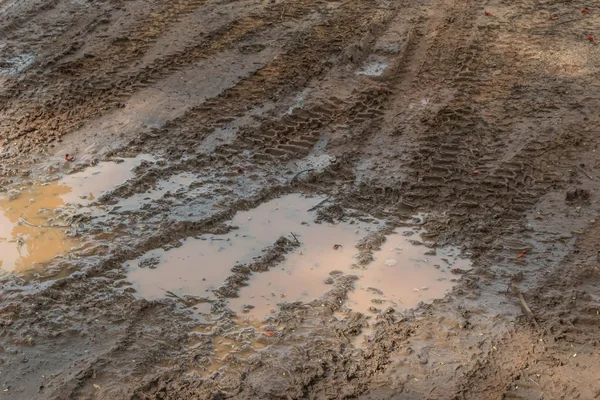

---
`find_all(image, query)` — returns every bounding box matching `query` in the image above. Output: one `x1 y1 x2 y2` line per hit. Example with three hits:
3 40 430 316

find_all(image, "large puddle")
126 194 470 322
125 194 378 299
0 155 152 272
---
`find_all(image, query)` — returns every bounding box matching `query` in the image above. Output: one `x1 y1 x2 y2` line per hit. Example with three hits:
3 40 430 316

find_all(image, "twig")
529 377 540 387
555 17 583 25
575 165 595 181
399 199 417 208
290 168 314 183
290 232 300 244
307 196 331 212
18 217 69 228
164 290 189 306
510 284 542 333
535 144 562 157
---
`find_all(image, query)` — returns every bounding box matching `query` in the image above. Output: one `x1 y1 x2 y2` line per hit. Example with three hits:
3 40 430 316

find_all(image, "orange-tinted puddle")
125 194 380 299
0 155 152 272
346 234 470 315
0 184 76 272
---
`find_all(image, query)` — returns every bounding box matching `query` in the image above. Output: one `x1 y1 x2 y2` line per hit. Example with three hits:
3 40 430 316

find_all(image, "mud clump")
565 188 591 205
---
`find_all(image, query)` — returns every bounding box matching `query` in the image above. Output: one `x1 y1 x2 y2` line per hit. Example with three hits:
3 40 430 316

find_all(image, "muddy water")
59 154 153 204
126 194 379 299
0 156 152 272
346 233 470 315
0 184 76 272
228 216 377 321
125 193 470 324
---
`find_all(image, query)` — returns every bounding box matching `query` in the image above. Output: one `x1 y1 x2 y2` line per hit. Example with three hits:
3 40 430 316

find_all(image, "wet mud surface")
1 0 600 398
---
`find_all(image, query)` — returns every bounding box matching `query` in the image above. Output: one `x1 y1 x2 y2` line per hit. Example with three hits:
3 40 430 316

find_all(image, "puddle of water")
0 155 152 272
346 234 470 315
356 60 389 77
125 194 469 324
125 194 379 300
0 185 76 272
59 154 153 204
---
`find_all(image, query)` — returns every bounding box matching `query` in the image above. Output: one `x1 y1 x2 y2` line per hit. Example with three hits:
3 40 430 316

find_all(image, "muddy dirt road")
1 0 600 398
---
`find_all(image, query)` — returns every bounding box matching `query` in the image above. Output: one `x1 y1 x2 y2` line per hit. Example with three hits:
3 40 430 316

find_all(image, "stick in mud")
290 232 300 244
18 217 70 228
307 196 331 212
510 284 542 333
290 168 315 183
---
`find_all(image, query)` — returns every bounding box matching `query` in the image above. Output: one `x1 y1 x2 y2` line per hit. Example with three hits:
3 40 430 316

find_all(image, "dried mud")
1 0 600 398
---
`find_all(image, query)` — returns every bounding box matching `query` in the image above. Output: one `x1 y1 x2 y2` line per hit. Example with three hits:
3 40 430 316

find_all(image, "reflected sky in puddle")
125 194 470 321
228 215 374 320
126 194 379 299
346 234 470 315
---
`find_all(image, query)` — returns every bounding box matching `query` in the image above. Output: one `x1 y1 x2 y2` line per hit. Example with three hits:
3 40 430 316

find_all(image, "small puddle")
0 185 76 272
59 154 153 204
0 155 152 272
205 335 266 372
125 194 379 299
356 60 389 77
346 233 470 315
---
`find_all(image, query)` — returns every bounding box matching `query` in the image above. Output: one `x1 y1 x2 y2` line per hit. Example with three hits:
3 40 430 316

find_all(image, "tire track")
136 2 394 157
0 0 325 153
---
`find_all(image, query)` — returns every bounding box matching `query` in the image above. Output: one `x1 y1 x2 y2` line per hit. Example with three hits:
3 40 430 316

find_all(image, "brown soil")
1 0 600 398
